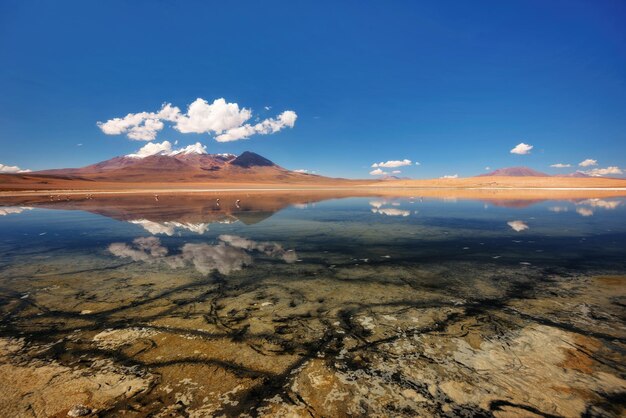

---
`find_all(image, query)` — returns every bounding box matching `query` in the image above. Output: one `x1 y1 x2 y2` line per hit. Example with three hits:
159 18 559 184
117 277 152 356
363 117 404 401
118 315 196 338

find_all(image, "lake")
1 192 625 417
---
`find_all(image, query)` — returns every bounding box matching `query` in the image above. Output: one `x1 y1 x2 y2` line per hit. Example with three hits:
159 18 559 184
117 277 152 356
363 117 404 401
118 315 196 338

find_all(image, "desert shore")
1 174 626 207
1 173 626 193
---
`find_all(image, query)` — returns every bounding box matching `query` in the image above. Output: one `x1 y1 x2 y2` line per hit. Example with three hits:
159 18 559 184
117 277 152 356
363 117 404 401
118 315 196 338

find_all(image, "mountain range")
33 151 322 183
1 150 623 193
478 166 591 178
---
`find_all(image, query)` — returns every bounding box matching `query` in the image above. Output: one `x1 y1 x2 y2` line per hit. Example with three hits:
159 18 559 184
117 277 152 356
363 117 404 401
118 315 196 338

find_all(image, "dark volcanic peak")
230 151 276 168
477 167 549 177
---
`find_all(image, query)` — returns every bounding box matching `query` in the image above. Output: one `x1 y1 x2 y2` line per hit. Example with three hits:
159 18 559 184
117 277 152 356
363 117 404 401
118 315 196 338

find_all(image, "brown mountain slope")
31 151 328 183
0 151 364 191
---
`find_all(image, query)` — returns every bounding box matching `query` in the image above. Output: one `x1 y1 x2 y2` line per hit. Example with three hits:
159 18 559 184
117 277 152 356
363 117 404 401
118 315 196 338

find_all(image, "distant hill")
477 167 549 177
554 171 591 178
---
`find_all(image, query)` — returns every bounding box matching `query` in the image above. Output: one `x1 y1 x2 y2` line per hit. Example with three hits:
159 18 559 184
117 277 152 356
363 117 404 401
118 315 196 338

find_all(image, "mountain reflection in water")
0 191 625 417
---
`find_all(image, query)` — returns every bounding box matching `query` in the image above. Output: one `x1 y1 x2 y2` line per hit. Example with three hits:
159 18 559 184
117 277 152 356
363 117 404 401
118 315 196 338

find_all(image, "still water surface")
0 194 625 417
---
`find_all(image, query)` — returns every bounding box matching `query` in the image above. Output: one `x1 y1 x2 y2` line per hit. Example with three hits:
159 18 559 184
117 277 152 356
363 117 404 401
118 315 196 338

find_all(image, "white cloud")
507 220 529 232
98 98 297 142
127 141 173 158
175 98 250 135
550 163 571 168
293 169 309 173
371 159 412 168
391 170 401 174
581 166 623 177
548 206 569 213
215 110 297 142
370 168 388 176
0 163 31 173
415 162 420 166
485 167 491 171
126 141 208 158
510 142 533 155
169 142 207 156
440 174 458 179
579 159 597 167
576 207 594 217
98 110 167 141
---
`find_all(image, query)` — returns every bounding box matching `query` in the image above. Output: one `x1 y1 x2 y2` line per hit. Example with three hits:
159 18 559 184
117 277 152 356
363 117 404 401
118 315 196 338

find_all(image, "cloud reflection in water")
109 235 296 275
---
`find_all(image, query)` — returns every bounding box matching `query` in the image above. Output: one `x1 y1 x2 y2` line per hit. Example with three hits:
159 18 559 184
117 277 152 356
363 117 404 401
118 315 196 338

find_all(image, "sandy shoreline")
2 175 626 205
2 185 626 198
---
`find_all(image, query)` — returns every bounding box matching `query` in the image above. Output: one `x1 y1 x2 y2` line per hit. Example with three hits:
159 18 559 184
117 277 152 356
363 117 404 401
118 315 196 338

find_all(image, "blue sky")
1 0 625 178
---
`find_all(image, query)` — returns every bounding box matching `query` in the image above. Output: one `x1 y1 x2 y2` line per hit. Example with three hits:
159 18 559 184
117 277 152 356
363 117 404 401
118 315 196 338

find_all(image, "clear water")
1 195 625 417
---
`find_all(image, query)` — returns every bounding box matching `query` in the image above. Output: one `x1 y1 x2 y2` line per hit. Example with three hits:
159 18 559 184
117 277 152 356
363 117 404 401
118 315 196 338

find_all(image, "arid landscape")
3 1 626 417
1 151 625 195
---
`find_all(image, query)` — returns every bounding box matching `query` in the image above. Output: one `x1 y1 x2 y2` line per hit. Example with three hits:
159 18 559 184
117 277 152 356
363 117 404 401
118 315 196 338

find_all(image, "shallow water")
0 194 625 417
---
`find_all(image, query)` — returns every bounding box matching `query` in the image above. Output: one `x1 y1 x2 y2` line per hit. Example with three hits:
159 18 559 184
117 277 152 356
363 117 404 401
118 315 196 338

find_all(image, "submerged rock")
67 404 91 416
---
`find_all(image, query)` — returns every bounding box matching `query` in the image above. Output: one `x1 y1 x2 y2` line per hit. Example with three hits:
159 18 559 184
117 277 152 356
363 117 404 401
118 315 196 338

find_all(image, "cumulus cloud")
98 98 297 142
98 110 168 141
0 163 31 173
371 159 412 168
550 163 571 168
576 207 594 217
216 110 297 142
579 159 597 167
507 220 529 232
510 143 533 155
548 206 569 213
581 166 623 177
370 168 388 176
127 141 173 158
391 170 401 174
440 174 458 179
293 169 309 173
170 142 208 155
174 98 250 135
126 141 208 159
